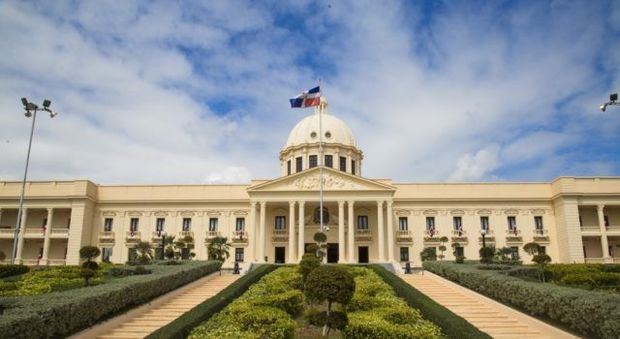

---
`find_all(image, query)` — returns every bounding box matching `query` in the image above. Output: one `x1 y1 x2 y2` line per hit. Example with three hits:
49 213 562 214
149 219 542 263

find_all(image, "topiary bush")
298 252 321 284
0 265 29 279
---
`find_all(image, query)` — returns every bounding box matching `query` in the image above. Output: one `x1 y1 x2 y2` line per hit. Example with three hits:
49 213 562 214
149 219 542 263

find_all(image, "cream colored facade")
1 99 620 267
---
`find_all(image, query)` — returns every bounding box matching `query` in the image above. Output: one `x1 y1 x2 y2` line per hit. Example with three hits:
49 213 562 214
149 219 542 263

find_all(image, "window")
510 246 519 260
325 155 333 168
209 218 218 232
42 218 47 227
236 218 245 231
534 216 543 230
275 216 286 230
313 207 330 224
130 218 139 232
400 247 410 262
296 157 303 172
454 246 464 257
309 155 318 168
287 160 291 175
480 216 489 231
156 218 165 232
182 218 191 231
102 248 113 262
453 216 463 230
507 216 517 229
235 248 244 262
357 215 369 230
104 218 113 232
339 156 346 171
604 215 610 227
425 217 435 230
398 217 408 231
351 160 356 175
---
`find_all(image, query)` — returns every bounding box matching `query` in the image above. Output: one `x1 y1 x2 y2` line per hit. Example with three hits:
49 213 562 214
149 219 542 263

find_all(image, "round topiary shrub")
299 253 321 283
313 232 327 243
81 261 99 270
80 268 96 286
479 246 495 264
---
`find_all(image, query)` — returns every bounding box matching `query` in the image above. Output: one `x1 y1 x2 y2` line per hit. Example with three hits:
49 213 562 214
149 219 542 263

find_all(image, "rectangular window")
235 248 244 262
357 215 369 230
339 156 347 171
236 218 245 231
287 160 291 175
275 216 286 230
156 218 165 232
510 246 519 260
455 246 465 257
507 216 517 229
453 216 462 230
182 218 192 231
604 215 610 227
400 247 410 262
325 155 333 168
102 247 113 262
480 216 489 230
104 218 113 232
534 216 543 230
296 157 303 172
351 160 356 175
209 218 218 232
309 155 318 168
426 217 435 230
130 218 139 232
398 217 408 231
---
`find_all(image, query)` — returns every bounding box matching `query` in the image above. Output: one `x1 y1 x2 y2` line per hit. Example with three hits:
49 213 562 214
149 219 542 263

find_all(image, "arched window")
313 207 330 224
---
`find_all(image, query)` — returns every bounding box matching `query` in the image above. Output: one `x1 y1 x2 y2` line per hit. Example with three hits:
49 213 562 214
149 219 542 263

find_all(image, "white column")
288 201 296 263
15 208 28 263
259 201 266 262
298 201 305 260
597 204 610 258
338 201 345 263
249 202 257 262
377 201 385 262
386 201 394 263
348 201 355 263
42 208 54 265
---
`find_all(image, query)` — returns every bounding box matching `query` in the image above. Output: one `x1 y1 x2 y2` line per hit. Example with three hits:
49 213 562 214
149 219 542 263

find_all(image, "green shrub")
477 264 512 271
424 261 620 338
479 246 495 264
420 247 437 261
343 310 441 338
133 266 152 275
0 264 30 279
298 253 320 283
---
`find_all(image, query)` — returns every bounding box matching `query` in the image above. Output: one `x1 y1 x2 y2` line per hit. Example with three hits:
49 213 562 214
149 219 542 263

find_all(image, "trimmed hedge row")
369 265 491 339
0 264 30 279
423 261 620 339
0 261 221 338
147 264 277 339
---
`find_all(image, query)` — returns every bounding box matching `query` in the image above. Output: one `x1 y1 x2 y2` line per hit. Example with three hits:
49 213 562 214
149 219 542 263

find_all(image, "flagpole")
318 80 324 234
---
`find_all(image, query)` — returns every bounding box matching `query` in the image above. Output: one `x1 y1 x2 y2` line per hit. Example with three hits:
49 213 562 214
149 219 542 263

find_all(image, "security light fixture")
600 93 618 112
42 99 51 108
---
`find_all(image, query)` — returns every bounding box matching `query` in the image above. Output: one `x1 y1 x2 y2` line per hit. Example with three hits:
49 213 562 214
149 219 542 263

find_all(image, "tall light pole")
11 98 58 264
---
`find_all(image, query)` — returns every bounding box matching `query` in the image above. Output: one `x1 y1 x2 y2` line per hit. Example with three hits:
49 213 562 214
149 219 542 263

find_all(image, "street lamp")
11 98 58 264
480 228 487 248
600 93 618 112
157 230 167 260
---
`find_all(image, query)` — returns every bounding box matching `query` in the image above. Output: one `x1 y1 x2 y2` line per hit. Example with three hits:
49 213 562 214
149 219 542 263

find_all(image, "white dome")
284 100 357 149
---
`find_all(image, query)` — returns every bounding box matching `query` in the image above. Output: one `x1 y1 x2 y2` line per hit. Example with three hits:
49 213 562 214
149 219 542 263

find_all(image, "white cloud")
204 166 252 184
449 146 500 181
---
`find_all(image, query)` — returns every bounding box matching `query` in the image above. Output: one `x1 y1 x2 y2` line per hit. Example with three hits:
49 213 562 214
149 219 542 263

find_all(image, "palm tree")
135 241 154 265
207 236 231 275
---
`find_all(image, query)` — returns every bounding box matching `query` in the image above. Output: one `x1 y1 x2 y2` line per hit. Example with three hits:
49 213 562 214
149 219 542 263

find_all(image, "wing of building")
1 98 619 267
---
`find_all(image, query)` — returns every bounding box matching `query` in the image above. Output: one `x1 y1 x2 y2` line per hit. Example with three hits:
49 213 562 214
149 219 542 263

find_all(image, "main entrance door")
358 246 369 263
327 243 339 263
275 247 285 263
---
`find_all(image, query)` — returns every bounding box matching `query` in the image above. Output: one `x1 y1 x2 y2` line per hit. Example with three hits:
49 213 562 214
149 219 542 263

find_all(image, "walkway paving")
400 271 576 339
72 272 239 339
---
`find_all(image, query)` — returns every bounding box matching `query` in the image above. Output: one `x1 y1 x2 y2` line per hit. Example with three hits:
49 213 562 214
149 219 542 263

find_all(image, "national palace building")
1 98 619 268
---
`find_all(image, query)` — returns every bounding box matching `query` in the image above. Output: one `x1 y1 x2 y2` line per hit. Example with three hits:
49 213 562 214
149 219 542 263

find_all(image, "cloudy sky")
0 0 618 184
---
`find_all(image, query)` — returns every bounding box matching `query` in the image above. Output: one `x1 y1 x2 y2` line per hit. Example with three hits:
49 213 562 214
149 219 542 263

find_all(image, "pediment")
247 167 395 192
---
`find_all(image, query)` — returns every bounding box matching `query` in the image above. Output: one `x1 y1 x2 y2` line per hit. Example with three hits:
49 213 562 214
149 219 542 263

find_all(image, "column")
287 201 296 263
259 201 266 262
298 201 305 260
386 201 394 263
15 208 28 263
597 204 610 259
42 208 54 265
348 201 355 263
338 201 345 263
377 201 385 262
249 202 257 261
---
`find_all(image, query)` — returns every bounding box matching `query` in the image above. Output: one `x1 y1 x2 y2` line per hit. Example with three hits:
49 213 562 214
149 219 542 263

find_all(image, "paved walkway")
400 271 576 339
72 272 239 339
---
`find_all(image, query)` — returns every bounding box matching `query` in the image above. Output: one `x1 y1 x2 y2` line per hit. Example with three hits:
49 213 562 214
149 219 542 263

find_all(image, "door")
358 246 369 263
327 243 339 263
275 247 285 263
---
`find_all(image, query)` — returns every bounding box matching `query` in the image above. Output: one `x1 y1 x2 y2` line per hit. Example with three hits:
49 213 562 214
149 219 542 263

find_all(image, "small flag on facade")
290 86 321 108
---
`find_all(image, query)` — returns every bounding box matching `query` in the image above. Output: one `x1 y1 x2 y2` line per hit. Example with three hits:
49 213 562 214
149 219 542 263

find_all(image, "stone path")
73 273 239 339
400 271 576 339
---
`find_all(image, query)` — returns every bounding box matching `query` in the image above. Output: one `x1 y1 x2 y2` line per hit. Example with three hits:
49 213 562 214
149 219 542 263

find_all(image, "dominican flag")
290 86 321 108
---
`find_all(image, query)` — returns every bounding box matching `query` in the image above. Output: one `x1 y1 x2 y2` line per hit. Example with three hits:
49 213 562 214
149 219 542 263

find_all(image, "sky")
0 0 619 184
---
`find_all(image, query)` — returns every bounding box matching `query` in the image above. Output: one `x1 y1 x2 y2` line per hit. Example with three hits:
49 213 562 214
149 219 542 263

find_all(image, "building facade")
1 99 619 267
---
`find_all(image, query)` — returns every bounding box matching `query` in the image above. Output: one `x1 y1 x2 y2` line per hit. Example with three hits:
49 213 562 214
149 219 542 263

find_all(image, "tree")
135 241 154 265
532 254 552 282
438 236 449 260
299 253 321 284
207 236 231 275
479 246 495 264
80 268 96 286
305 265 355 336
313 232 327 260
523 242 540 257
497 247 514 262
420 247 437 262
79 246 101 270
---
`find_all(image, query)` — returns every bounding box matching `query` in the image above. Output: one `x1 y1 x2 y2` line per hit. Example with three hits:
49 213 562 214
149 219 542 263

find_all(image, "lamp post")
157 230 166 260
480 228 487 248
11 98 58 264
600 93 618 112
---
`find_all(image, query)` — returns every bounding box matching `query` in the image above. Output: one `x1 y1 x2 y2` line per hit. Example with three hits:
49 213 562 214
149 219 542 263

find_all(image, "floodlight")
49 110 58 118
24 110 32 117
611 93 618 102
600 103 608 112
42 99 51 108
21 97 28 107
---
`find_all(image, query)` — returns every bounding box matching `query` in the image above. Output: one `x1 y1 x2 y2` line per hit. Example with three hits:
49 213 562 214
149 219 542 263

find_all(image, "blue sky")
0 0 618 184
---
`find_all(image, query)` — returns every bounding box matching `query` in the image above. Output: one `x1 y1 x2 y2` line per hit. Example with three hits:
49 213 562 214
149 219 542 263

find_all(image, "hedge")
369 265 491 339
0 261 221 338
423 261 620 339
0 264 30 279
147 264 277 339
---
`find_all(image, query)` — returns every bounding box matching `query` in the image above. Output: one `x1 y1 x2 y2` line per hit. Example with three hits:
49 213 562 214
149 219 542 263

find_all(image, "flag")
290 86 320 108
